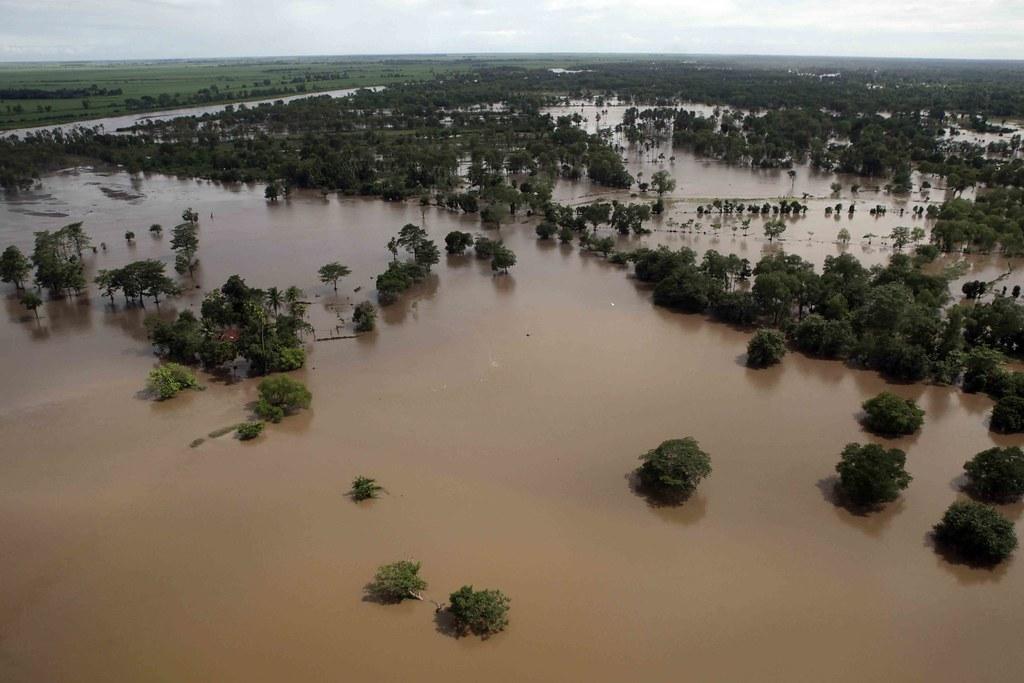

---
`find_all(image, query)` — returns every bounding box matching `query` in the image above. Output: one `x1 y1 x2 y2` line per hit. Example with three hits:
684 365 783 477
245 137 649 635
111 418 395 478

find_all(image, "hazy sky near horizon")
1 0 1023 61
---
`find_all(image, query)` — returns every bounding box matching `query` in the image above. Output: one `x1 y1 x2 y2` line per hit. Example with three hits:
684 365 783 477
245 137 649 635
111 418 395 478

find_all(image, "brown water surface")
1 163 1022 682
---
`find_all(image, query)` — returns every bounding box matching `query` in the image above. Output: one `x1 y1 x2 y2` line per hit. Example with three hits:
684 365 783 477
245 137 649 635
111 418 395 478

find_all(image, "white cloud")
0 0 1021 60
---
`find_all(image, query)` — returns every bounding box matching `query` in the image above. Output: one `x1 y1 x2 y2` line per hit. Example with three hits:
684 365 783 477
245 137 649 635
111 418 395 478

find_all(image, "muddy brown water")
1 158 1023 681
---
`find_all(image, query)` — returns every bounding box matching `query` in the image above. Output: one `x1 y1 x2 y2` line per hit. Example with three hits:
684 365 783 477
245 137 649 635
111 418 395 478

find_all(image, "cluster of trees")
376 223 439 305
147 274 309 375
622 245 1023 387
96 260 179 308
930 188 1024 255
367 561 510 638
28 222 91 297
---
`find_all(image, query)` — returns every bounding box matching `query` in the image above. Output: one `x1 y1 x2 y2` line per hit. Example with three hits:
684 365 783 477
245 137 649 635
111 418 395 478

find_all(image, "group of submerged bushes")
639 391 1022 566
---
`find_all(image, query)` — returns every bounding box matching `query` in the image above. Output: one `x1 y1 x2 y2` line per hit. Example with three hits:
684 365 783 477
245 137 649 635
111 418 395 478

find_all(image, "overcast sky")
2 0 1023 62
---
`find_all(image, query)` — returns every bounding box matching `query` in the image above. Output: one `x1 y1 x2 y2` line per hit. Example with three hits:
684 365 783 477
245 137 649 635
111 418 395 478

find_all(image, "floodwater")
2 152 1023 681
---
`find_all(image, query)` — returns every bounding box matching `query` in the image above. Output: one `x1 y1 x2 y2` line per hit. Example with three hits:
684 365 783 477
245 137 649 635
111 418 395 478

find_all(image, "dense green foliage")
746 328 787 368
0 245 31 290
933 500 1018 565
254 375 311 423
835 442 912 507
236 421 265 441
616 244 1021 386
353 301 377 332
447 586 510 638
368 560 428 603
147 275 308 374
444 230 474 254
350 476 384 501
861 392 925 436
963 447 1024 502
636 437 711 499
990 396 1024 433
146 362 199 400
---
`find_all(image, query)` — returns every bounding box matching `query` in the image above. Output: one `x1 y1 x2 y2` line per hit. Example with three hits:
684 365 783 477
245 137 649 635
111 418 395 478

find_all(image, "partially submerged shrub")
236 421 265 441
746 328 786 368
368 560 427 603
835 442 912 507
350 476 383 501
963 447 1024 502
861 392 925 436
353 301 377 332
447 585 510 638
933 500 1017 565
147 362 199 400
990 396 1024 433
254 375 311 423
636 437 711 499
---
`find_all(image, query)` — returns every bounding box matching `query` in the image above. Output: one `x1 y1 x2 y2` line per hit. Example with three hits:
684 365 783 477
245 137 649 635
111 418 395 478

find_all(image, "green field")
0 57 457 130
0 55 617 131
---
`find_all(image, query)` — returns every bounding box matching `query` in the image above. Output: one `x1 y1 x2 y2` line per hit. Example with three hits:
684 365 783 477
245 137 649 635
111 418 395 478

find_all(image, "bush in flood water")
636 438 711 500
146 362 199 400
933 500 1017 565
254 375 311 423
444 230 474 254
861 392 925 437
350 476 383 501
964 447 1024 502
375 261 425 305
491 244 516 273
746 328 786 368
990 396 1024 433
535 221 557 240
236 421 264 441
368 561 427 603
835 443 912 508
447 586 510 638
353 301 377 332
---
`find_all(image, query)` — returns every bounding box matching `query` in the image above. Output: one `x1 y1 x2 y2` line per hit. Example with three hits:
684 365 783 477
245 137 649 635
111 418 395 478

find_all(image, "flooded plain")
1 144 1023 681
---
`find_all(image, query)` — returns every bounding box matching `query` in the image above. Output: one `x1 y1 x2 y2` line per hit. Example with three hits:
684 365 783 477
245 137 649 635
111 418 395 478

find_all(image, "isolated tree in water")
170 222 200 279
0 245 31 290
447 586 510 638
636 437 711 500
650 170 676 197
368 561 427 602
21 291 42 321
763 218 786 243
318 261 351 291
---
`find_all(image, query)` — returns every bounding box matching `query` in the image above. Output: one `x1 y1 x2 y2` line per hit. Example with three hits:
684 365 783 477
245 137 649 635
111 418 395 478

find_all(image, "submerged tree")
353 301 377 332
368 561 427 602
963 447 1024 502
491 243 516 273
170 221 200 279
746 328 786 368
254 375 311 423
318 261 351 292
146 362 199 400
447 586 510 638
636 437 711 500
0 245 31 290
861 392 925 436
835 442 912 508
933 500 1017 565
20 291 42 321
650 170 676 197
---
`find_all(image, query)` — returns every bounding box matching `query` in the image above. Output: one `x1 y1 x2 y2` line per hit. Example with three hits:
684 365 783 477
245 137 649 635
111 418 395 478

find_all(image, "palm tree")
266 286 282 315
